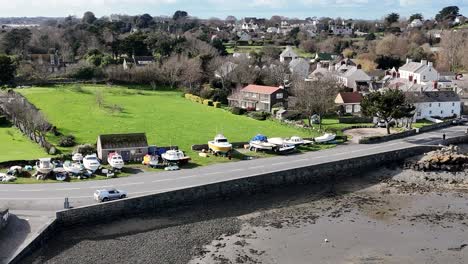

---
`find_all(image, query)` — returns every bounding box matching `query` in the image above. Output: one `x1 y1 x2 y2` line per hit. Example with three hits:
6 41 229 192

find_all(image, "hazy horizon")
0 0 467 21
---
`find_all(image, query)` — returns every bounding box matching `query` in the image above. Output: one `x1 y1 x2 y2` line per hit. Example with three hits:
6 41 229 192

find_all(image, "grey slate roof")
98 133 148 150
409 91 460 103
399 62 425 73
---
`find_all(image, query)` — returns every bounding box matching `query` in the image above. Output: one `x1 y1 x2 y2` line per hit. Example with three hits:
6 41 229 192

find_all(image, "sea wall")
55 145 438 227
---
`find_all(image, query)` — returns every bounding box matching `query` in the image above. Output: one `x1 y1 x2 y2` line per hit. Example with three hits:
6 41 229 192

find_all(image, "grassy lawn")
413 119 434 129
0 126 50 162
17 85 317 166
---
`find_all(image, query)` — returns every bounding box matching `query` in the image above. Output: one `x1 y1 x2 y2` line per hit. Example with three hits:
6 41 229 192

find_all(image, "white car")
94 188 127 202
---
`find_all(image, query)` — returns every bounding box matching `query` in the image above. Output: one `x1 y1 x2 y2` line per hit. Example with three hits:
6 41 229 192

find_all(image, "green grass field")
225 45 315 58
16 85 317 166
0 126 49 162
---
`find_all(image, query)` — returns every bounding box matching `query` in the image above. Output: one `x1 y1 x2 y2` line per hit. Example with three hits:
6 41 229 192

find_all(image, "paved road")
0 126 467 211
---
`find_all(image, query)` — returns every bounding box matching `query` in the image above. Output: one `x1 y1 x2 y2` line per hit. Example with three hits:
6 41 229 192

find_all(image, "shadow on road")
0 214 31 264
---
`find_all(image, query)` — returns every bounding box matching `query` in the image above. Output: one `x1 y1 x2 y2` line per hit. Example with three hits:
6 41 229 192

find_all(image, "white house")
398 59 438 85
280 46 299 63
335 92 363 114
266 27 278 33
289 58 310 79
409 19 423 28
409 91 461 120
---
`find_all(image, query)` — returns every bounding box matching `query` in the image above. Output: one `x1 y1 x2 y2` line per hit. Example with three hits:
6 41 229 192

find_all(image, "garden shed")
97 133 148 163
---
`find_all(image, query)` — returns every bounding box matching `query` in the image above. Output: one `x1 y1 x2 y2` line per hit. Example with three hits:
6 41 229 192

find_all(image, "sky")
1 0 468 20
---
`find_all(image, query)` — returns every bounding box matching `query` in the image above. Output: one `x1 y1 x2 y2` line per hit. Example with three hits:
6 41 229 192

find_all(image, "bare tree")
439 31 466 72
181 57 203 90
293 76 342 129
162 54 187 88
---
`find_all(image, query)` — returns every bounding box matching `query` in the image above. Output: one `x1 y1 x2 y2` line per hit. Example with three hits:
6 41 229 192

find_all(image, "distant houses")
228 84 287 112
97 133 149 163
280 46 299 63
410 91 461 121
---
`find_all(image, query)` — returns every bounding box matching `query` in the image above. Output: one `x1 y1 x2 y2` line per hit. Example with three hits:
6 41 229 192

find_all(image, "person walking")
442 133 446 140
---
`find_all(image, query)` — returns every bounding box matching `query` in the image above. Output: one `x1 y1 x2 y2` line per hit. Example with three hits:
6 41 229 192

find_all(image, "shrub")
59 135 76 147
200 86 215 99
0 115 7 125
246 107 256 112
283 111 304 121
231 107 246 115
248 111 271 121
203 99 214 106
73 144 96 155
213 102 221 108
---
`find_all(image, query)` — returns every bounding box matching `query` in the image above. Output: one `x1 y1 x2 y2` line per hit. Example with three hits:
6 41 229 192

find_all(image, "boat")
83 154 101 173
249 134 276 151
72 153 84 162
208 134 232 154
284 136 314 146
107 152 124 170
314 133 336 143
143 154 161 168
53 168 68 181
161 149 191 164
35 158 54 174
63 161 84 175
267 137 296 153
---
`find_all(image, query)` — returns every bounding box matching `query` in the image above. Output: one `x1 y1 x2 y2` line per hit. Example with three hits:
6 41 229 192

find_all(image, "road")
0 126 467 211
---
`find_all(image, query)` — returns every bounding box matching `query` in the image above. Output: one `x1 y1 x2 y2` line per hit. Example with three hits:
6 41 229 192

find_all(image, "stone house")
228 85 287 112
97 133 149 163
280 46 298 63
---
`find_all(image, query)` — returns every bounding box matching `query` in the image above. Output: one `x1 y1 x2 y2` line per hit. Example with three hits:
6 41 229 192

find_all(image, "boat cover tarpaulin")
251 134 268 142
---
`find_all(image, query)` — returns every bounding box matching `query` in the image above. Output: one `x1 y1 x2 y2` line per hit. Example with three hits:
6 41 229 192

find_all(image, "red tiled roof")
339 92 362 104
241 84 281 95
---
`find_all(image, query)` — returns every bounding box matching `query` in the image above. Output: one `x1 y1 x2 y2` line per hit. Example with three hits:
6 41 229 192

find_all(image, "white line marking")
250 165 265 169
56 188 81 191
19 189 44 192
120 182 144 186
229 169 244 172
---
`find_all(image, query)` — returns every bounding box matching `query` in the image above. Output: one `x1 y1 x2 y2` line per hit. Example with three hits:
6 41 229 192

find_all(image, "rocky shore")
23 147 468 264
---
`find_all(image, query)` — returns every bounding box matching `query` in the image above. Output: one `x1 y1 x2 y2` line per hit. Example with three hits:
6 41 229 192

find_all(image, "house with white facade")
398 59 438 85
310 61 371 91
280 46 299 63
335 92 363 114
408 19 423 28
409 91 461 121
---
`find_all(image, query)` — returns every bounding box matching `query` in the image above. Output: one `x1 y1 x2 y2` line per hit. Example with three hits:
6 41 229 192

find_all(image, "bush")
69 65 103 80
213 102 221 108
0 115 7 125
200 86 215 99
246 107 256 112
248 111 271 121
231 107 246 115
203 99 214 106
73 144 96 155
282 111 304 121
59 135 76 147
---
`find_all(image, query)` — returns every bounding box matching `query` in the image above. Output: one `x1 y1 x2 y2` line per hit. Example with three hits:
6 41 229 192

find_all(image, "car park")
94 188 127 202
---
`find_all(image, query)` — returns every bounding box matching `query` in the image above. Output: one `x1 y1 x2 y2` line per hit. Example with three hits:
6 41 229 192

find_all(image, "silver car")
94 188 127 202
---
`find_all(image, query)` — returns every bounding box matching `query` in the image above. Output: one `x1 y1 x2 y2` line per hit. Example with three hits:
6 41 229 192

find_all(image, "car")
94 188 127 202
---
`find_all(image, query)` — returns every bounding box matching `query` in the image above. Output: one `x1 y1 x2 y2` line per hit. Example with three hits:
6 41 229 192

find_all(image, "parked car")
94 188 127 202
376 119 396 128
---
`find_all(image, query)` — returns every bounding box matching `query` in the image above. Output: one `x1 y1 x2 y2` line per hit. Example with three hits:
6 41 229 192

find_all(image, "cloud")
301 0 369 7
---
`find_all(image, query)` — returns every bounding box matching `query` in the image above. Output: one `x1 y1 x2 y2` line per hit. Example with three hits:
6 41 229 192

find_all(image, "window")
276 93 283 99
429 103 432 107
441 110 443 114
429 111 432 114
452 103 455 106
417 112 421 117
438 103 441 107
452 110 455 114
423 75 426 80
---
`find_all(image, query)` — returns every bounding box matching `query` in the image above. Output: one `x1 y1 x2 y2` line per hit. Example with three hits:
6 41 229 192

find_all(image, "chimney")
421 60 428 65
406 58 412 64
329 64 334 72
317 63 322 69
428 62 433 68
357 64 362 70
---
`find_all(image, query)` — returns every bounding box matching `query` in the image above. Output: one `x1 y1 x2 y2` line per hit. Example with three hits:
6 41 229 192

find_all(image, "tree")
173 10 188 21
3 28 32 57
136 14 153 28
409 13 423 22
385 13 400 27
361 89 414 135
293 77 342 129
435 6 459 22
82 11 97 24
439 31 466 71
365 32 376 41
211 38 227 56
225 16 237 23
0 55 16 85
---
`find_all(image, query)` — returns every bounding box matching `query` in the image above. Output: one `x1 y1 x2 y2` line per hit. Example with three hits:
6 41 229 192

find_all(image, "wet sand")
24 160 468 264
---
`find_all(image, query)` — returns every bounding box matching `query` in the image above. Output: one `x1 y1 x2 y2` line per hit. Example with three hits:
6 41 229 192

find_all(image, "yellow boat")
208 134 232 154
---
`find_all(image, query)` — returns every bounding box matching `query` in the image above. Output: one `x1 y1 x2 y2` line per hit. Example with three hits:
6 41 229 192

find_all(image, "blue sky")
1 0 467 20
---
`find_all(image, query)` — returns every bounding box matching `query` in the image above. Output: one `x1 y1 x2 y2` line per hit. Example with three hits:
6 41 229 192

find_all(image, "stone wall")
418 121 453 133
55 145 438 227
359 129 417 144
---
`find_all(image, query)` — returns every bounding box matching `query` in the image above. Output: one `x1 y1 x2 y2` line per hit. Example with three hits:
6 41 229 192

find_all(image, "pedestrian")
465 128 468 134
443 133 446 140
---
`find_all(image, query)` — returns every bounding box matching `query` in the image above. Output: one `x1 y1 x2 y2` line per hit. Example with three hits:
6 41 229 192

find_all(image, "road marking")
120 182 144 186
56 187 81 191
250 165 265 169
229 168 244 172
204 172 219 175
19 189 44 192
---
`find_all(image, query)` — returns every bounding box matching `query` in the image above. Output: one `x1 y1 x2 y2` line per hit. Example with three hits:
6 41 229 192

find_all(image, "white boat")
53 168 68 181
267 137 296 153
108 152 124 170
72 153 83 162
63 161 84 175
208 134 233 154
314 133 336 143
83 154 101 173
161 149 190 164
249 135 276 151
35 158 54 174
284 136 314 146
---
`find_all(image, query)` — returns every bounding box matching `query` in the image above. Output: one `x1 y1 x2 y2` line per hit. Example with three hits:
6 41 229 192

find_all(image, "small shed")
97 133 149 163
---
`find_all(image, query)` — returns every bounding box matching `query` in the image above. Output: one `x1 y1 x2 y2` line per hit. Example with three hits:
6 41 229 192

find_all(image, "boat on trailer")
284 136 313 146
107 152 125 170
35 158 54 175
83 154 101 173
208 134 232 155
314 133 336 143
249 134 276 151
161 149 191 165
